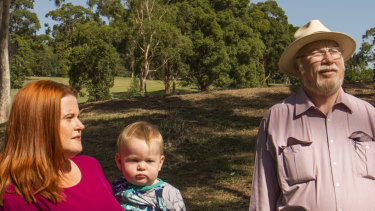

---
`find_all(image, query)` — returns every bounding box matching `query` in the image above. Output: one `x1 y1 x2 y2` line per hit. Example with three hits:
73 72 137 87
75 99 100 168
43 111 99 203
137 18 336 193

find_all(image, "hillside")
1 83 375 210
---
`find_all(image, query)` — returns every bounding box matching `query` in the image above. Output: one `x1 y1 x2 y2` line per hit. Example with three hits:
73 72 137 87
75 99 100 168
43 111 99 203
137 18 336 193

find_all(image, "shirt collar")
295 87 352 116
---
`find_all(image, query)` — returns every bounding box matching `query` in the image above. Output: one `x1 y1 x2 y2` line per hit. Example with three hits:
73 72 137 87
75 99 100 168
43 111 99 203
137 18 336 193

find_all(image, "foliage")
32 36 62 77
152 4 193 94
345 67 375 83
10 0 375 102
86 0 301 92
69 21 123 101
361 27 375 66
10 0 40 38
9 34 34 88
250 0 294 85
46 3 102 38
46 3 102 76
129 0 173 96
126 77 140 97
175 0 230 91
8 0 41 87
345 28 375 83
215 0 265 88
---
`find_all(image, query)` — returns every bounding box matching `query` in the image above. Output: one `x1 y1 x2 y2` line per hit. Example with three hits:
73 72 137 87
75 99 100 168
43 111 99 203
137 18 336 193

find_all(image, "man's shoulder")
265 93 297 114
343 91 375 111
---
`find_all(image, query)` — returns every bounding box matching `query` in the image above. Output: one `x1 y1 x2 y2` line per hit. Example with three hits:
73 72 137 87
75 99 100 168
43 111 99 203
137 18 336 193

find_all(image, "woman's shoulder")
71 155 102 172
72 155 99 165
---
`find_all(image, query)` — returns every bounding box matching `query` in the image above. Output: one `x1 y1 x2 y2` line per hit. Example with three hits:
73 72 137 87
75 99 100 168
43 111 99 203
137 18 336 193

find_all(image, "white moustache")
318 64 339 72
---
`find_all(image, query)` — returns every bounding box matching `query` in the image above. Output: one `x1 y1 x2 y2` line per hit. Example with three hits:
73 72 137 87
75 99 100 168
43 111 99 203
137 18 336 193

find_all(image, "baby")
112 121 186 210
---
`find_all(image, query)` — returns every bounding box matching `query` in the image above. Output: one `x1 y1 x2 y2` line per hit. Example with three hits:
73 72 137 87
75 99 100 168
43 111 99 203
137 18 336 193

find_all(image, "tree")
10 0 40 38
128 0 170 96
360 27 375 67
0 0 64 123
0 0 12 123
32 34 62 77
46 2 101 76
213 0 265 88
175 0 230 91
152 4 193 94
9 34 34 88
9 0 41 87
88 0 137 78
345 32 374 83
250 0 294 85
69 21 123 101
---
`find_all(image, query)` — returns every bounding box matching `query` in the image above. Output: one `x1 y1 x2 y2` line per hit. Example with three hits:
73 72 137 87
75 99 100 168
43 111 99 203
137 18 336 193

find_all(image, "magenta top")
1 155 123 211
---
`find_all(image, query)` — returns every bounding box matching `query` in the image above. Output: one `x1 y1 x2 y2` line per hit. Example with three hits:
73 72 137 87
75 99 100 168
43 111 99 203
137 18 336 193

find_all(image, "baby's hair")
117 121 164 154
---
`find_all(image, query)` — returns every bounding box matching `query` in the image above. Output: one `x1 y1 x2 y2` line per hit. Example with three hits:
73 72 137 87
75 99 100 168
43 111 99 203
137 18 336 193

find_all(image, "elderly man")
249 20 375 211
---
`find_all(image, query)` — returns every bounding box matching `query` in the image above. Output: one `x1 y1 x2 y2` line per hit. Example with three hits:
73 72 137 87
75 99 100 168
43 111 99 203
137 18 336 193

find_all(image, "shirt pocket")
349 131 375 179
281 137 315 185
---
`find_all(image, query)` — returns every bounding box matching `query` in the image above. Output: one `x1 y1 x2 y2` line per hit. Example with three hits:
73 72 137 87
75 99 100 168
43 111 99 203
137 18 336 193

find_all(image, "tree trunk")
140 75 146 97
164 75 170 95
261 56 268 86
164 64 171 95
201 81 209 91
172 76 176 95
0 0 11 123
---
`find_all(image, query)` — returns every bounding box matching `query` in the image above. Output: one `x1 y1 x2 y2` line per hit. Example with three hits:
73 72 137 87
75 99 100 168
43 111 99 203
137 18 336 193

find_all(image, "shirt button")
336 183 340 187
338 209 343 211
366 145 370 150
333 162 337 166
330 139 334 143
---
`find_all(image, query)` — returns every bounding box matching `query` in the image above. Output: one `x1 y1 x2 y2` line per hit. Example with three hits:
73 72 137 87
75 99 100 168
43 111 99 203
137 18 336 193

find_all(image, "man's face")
295 40 345 97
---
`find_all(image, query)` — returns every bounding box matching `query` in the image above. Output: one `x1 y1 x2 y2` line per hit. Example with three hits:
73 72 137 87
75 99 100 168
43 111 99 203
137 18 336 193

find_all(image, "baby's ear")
159 155 165 171
115 153 122 171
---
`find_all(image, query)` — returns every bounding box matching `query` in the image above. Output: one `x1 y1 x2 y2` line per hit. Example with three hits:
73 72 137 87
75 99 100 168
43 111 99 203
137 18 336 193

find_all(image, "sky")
33 0 375 52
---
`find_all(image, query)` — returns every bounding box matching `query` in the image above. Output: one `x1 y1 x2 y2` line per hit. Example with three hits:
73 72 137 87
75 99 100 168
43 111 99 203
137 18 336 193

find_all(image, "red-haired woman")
0 80 122 210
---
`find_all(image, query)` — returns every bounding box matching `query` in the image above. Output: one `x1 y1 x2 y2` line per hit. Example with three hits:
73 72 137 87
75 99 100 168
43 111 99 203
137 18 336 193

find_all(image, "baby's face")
115 138 164 186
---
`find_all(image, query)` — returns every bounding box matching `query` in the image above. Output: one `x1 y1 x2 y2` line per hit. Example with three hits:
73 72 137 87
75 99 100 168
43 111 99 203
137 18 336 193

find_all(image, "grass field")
2 78 375 210
11 76 197 103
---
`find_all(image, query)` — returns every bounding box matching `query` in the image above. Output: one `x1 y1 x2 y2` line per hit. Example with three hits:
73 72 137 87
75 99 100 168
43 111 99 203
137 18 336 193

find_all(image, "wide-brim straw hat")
278 19 356 76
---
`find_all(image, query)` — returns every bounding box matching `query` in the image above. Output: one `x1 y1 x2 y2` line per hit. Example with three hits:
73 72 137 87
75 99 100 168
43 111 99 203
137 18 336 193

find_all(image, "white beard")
299 63 344 97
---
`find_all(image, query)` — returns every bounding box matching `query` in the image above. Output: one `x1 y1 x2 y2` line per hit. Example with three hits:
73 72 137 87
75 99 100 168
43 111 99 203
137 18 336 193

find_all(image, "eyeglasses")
296 47 344 61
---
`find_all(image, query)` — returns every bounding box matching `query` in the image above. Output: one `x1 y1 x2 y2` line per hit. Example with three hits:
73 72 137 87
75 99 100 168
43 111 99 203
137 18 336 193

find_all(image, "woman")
0 80 122 210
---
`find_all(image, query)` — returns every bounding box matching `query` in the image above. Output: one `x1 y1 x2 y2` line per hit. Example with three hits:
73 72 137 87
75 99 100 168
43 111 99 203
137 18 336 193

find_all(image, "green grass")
12 76 197 103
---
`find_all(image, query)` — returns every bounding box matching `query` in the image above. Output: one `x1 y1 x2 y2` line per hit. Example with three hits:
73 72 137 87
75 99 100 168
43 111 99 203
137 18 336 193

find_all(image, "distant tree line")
7 0 375 101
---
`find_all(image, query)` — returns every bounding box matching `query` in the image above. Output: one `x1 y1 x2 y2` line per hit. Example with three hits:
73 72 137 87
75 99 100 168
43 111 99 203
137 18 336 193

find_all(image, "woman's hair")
0 80 77 205
117 121 164 155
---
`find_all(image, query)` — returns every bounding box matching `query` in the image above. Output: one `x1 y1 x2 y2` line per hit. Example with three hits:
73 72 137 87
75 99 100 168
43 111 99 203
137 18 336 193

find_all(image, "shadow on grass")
77 88 289 210
0 86 293 210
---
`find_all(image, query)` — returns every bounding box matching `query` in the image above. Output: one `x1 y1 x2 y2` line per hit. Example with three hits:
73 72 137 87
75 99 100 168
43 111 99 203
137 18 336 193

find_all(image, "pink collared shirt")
250 88 375 211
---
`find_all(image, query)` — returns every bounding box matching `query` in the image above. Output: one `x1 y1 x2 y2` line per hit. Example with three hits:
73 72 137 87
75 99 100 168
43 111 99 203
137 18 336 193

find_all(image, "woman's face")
60 95 85 159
